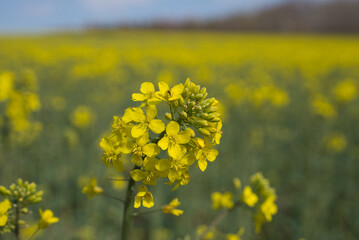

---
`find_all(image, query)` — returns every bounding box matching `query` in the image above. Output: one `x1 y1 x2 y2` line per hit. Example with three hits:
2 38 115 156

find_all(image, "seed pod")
198 128 211 136
165 113 172 121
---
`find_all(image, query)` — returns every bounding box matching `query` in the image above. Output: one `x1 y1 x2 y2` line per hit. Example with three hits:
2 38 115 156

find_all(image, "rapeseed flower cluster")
100 78 222 208
0 71 42 144
0 179 58 236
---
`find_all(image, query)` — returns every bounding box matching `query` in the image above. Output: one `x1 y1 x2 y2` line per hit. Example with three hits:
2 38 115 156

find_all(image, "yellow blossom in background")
311 94 337 118
211 192 234 210
0 72 14 101
134 185 154 208
162 198 183 216
82 178 103 198
233 177 241 189
260 195 277 222
333 79 357 102
70 106 95 128
241 186 258 207
51 96 67 111
0 199 11 227
326 132 347 153
196 225 214 240
38 209 59 229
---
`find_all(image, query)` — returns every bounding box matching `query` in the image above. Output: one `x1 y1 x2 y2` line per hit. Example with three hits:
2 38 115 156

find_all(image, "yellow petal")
132 93 147 101
134 196 142 208
177 130 191 144
166 121 179 136
158 136 169 150
158 81 169 94
146 105 157 120
198 159 207 172
143 193 154 208
0 215 8 227
168 144 186 159
0 199 11 214
149 119 165 134
140 82 155 94
206 149 218 162
130 170 147 181
142 143 161 157
147 97 162 105
170 198 181 207
168 84 184 100
131 123 147 138
136 132 149 146
130 107 146 122
155 159 172 171
131 154 143 166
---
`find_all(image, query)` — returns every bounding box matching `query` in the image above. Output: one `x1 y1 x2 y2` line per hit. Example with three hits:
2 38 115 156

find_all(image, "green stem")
121 166 139 240
14 202 21 240
103 193 125 203
132 208 162 217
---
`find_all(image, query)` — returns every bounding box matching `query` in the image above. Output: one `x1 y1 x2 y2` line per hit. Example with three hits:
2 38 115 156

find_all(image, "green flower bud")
165 113 172 121
206 127 217 133
211 117 221 122
195 93 204 100
195 119 208 127
193 85 200 94
0 186 8 196
198 128 211 136
193 105 202 112
200 113 209 119
181 111 188 118
199 87 207 95
21 208 29 214
179 97 185 106
17 179 23 187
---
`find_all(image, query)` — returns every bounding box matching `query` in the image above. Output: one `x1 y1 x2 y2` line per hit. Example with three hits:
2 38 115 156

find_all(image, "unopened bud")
165 113 172 121
198 128 211 136
195 93 204 100
180 111 188 118
195 119 208 127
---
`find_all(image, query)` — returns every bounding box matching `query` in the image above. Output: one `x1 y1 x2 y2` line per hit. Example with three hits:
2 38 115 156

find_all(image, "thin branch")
103 193 125 203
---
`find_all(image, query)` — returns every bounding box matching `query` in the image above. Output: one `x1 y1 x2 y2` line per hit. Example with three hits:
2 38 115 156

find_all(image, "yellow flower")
123 106 165 138
0 199 11 227
162 198 183 216
241 186 258 207
194 137 218 172
0 71 14 101
260 195 277 222
70 106 95 128
233 178 241 189
226 234 240 240
156 82 184 102
333 79 357 102
132 82 162 105
196 225 214 240
123 131 161 166
326 132 347 153
211 192 234 210
213 121 222 144
311 95 336 118
82 178 103 198
38 209 59 229
134 185 154 208
158 121 191 159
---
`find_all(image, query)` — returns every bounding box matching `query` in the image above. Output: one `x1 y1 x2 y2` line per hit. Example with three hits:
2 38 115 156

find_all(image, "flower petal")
168 144 186 159
177 130 191 144
143 143 161 157
140 82 155 94
158 81 169 94
166 121 179 136
132 93 147 101
131 123 147 138
149 119 165 134
146 105 157 120
158 136 169 150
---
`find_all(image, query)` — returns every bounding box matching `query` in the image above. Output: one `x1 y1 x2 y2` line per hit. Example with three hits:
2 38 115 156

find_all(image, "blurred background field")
1 1 359 240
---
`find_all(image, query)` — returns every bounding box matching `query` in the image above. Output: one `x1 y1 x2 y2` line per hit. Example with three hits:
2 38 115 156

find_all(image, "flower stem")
121 166 139 240
14 202 21 240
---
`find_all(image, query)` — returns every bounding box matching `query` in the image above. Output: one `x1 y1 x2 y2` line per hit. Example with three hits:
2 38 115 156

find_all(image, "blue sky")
0 0 328 33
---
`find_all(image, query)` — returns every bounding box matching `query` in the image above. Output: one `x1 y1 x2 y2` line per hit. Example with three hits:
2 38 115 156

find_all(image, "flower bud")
199 87 207 95
195 119 208 127
179 97 185 106
193 85 201 94
195 93 204 100
180 111 188 118
211 117 221 122
198 128 211 136
193 105 202 112
21 208 29 214
165 113 172 121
